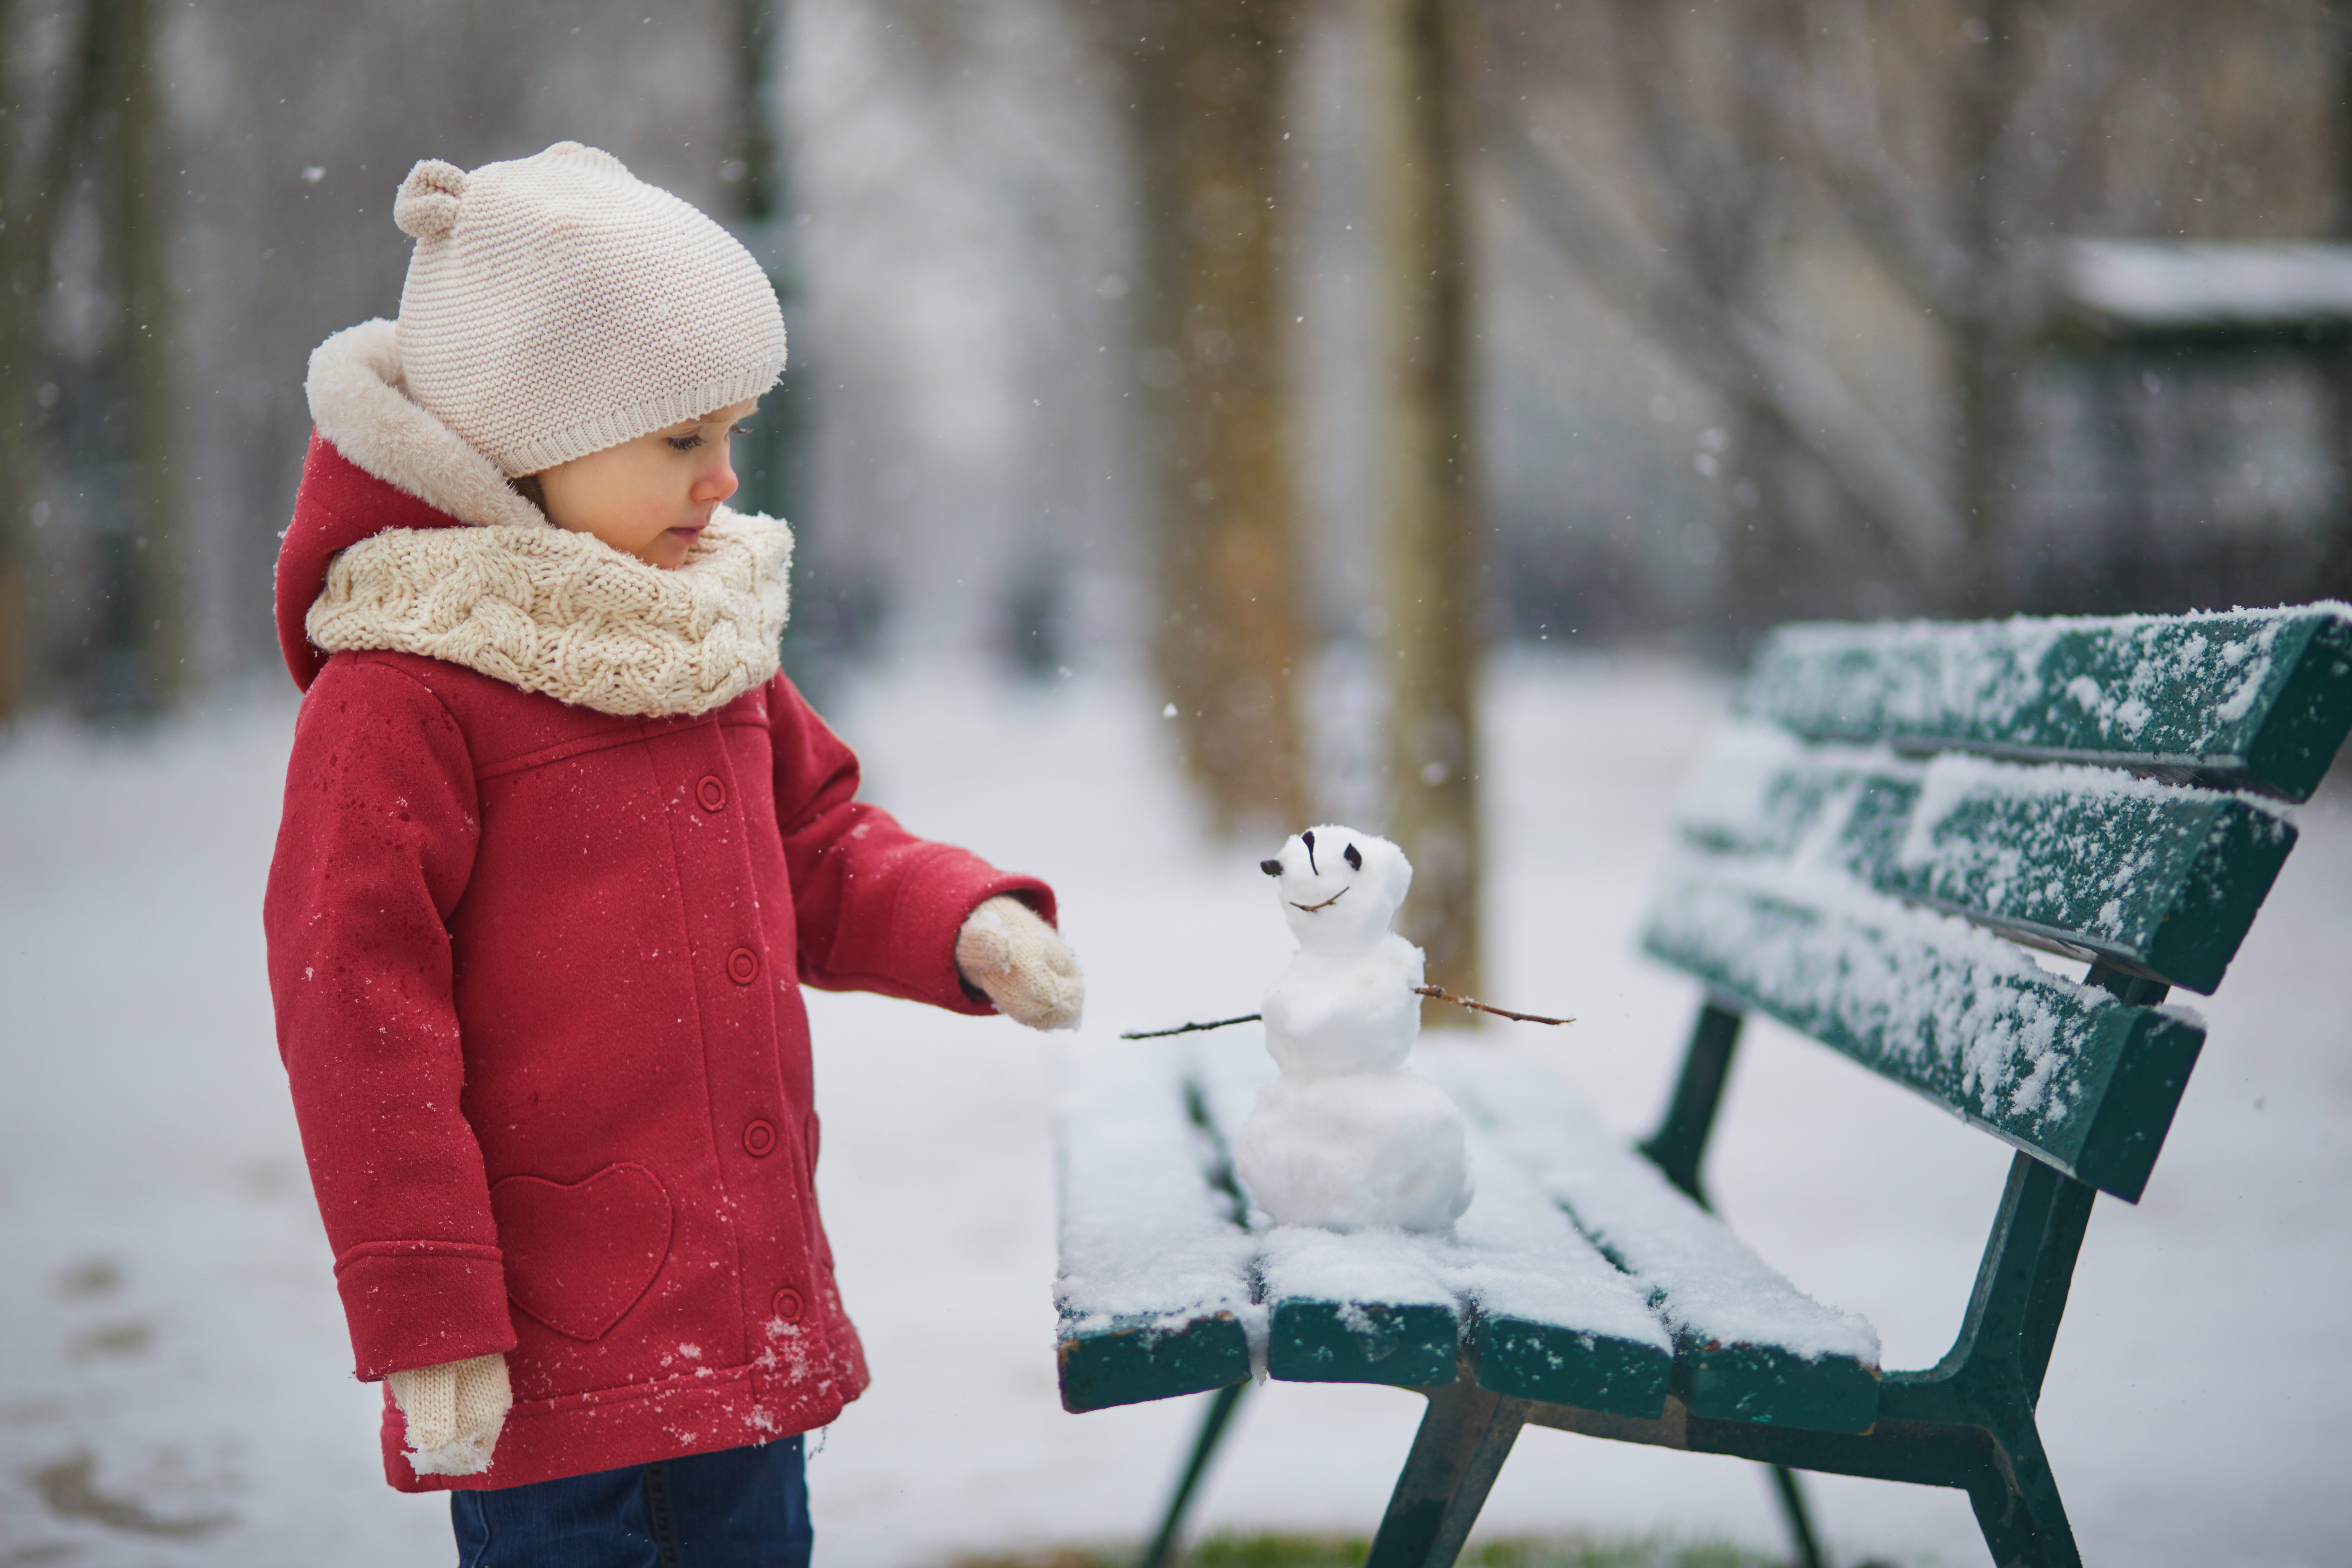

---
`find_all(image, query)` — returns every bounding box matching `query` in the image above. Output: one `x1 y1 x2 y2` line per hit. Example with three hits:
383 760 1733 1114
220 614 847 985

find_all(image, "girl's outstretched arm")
762 671 1068 1016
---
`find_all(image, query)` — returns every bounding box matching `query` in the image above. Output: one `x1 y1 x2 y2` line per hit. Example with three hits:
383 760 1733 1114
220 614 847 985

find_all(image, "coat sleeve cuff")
899 859 1058 1015
334 1241 517 1382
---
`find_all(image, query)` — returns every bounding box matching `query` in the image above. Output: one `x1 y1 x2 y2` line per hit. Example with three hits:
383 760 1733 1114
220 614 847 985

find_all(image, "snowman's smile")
1289 887 1348 913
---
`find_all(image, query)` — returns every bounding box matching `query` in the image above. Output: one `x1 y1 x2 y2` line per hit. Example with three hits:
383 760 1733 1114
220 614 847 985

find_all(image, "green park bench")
1052 605 2352 1568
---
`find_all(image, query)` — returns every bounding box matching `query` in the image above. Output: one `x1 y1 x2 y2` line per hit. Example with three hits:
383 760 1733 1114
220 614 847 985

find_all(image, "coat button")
743 1119 776 1157
772 1288 804 1323
727 947 760 985
696 775 728 812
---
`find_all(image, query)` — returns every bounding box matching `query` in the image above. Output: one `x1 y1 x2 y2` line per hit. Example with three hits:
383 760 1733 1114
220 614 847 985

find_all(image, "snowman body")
1232 826 1474 1233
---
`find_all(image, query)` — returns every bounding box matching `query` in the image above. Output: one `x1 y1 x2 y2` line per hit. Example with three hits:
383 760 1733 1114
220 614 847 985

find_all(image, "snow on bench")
1426 1050 1881 1433
1643 852 2200 1203
1679 720 2296 994
1654 718 2230 1199
1887 751 2292 992
1190 1035 1460 1388
1736 604 2352 801
1054 1030 1879 1429
1191 1035 1674 1413
1054 1043 1256 1411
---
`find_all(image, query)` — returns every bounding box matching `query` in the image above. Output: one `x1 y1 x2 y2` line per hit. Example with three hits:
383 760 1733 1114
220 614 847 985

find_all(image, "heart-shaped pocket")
490 1163 673 1342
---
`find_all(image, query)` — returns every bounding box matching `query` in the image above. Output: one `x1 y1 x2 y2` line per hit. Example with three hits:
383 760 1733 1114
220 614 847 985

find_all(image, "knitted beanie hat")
392 142 786 477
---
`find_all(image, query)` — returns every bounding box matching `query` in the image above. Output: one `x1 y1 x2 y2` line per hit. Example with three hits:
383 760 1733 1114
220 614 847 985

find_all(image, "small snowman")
1232 826 1474 1233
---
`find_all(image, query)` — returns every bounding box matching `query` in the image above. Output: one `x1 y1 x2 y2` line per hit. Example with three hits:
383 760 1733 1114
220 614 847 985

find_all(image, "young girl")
264 142 1083 1564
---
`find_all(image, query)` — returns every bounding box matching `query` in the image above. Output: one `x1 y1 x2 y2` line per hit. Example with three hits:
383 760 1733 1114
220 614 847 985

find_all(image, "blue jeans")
450 1438 811 1567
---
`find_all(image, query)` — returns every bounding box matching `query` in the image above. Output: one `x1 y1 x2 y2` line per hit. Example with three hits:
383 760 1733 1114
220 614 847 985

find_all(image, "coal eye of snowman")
1259 858 1283 877
1344 843 1362 870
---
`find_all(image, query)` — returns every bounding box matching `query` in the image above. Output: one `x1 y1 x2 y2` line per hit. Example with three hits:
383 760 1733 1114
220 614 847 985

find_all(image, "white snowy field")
1 650 2347 1567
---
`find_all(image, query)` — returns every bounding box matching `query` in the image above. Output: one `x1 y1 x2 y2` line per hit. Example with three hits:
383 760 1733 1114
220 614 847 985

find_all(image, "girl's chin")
638 528 704 569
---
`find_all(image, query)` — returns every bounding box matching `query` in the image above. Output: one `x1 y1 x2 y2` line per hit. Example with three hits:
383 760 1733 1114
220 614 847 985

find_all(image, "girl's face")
532 398 760 570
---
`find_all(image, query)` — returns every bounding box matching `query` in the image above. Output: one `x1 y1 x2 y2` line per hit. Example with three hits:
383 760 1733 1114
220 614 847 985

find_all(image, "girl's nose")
692 453 739 505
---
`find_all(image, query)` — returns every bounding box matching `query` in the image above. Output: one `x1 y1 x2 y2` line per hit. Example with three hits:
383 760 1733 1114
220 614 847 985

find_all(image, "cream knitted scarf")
304 321 792 719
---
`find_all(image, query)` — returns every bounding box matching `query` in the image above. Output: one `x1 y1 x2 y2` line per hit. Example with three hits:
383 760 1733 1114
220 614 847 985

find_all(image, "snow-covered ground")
2 651 2347 1567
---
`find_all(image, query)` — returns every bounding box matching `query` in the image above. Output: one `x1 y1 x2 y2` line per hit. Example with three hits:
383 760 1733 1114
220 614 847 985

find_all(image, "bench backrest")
1642 606 2352 1203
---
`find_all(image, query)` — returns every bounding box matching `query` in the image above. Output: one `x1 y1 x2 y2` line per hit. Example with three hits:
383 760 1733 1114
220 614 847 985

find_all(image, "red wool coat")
265 434 1051 1492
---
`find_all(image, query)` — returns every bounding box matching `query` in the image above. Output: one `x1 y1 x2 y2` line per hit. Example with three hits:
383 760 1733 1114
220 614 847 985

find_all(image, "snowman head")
1260 825 1412 954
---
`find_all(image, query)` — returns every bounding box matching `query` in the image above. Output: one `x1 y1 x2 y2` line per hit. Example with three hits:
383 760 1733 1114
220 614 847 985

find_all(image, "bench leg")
1365 1380 1529 1568
1766 1463 1828 1568
1644 1008 1837 1568
1963 1416 2080 1568
1638 1001 1743 1205
1141 1381 1251 1568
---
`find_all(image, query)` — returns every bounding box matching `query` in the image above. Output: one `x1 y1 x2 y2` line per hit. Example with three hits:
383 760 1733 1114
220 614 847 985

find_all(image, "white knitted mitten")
386 1352 513 1477
955 894 1084 1030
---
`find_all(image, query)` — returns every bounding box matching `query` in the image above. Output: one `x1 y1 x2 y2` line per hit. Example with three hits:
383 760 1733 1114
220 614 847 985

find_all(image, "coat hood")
278 320 792 719
278 320 548 691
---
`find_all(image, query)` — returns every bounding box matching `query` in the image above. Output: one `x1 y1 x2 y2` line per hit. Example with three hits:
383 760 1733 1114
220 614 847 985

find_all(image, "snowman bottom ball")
1234 1071 1474 1233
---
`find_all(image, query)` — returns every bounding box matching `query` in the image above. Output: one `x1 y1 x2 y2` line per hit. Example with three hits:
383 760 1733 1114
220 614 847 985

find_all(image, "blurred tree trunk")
1679 4 1803 637
1946 0 2030 617
727 2 809 586
1806 0 2089 617
731 0 784 232
2322 0 2352 603
13 0 182 715
1371 0 1480 998
0 0 44 720
1120 0 1308 838
0 0 181 718
107 0 182 710
1603 0 1813 645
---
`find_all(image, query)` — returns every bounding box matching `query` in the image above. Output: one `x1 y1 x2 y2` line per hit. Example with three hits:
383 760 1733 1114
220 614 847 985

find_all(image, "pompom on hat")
391 142 786 478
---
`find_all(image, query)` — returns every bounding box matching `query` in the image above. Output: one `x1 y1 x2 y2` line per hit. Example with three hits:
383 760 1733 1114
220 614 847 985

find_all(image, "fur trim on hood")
277 321 792 718
308 320 549 532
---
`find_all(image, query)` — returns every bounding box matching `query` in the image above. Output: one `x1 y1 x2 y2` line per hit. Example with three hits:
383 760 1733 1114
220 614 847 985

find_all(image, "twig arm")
1121 987 1572 1040
1119 1013 1264 1041
1414 985 1575 1027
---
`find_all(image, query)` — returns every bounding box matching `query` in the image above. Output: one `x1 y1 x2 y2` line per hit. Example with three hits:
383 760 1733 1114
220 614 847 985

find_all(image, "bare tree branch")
1798 0 1976 318
1980 5 2131 330
1480 90 1962 584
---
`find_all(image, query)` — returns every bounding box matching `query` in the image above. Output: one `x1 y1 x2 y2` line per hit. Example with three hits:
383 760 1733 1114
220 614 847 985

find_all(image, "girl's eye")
730 422 753 438
666 433 707 453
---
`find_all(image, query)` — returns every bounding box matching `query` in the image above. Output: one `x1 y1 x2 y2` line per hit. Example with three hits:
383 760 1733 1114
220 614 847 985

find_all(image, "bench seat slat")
1680 722 2298 994
1738 605 2352 801
1054 1047 1255 1412
1258 1229 1462 1387
1641 861 2206 1201
1194 1041 1466 1387
1429 1052 1882 1434
1435 1114 1674 1415
1193 1038 1672 1410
